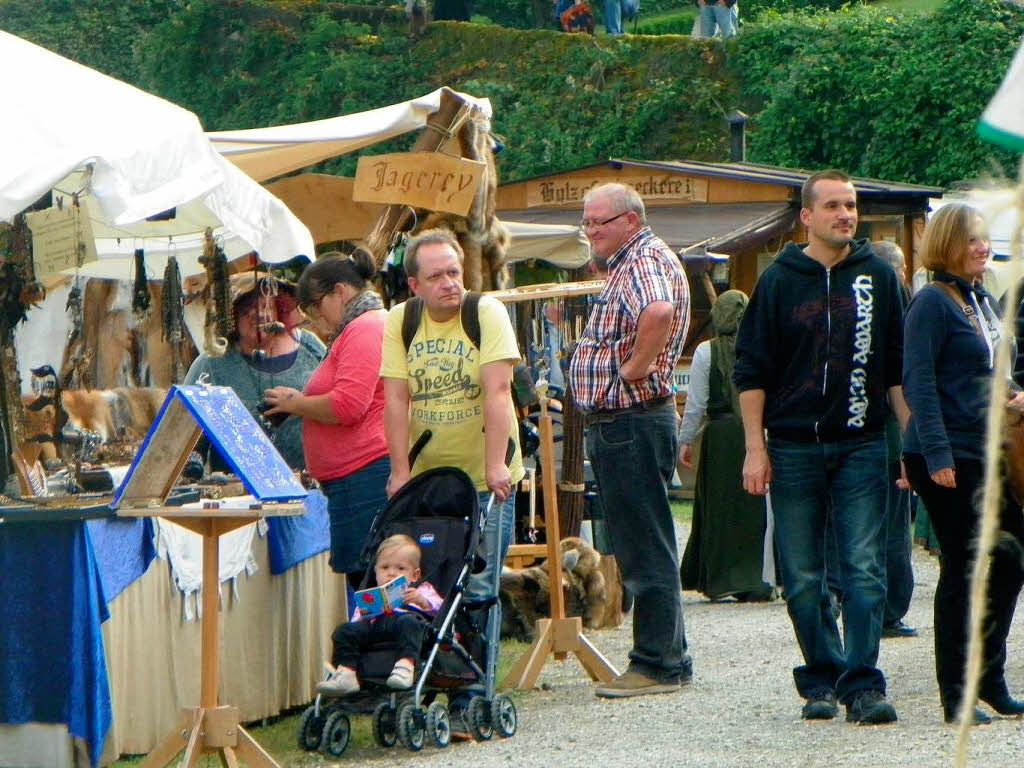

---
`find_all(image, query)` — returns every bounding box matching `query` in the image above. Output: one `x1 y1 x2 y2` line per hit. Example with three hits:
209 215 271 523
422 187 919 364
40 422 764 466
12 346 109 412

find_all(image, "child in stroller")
318 534 444 695
297 467 518 757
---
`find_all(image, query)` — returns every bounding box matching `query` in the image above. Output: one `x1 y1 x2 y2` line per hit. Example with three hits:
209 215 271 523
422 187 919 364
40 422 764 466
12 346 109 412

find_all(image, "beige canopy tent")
212 90 591 268
208 87 492 183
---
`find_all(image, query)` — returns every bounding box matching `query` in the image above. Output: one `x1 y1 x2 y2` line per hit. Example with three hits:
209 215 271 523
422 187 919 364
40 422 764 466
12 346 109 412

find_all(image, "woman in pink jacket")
264 250 389 584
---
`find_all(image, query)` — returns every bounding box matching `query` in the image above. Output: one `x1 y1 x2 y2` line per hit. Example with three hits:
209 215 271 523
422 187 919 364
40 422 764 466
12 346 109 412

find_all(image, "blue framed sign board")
113 385 307 507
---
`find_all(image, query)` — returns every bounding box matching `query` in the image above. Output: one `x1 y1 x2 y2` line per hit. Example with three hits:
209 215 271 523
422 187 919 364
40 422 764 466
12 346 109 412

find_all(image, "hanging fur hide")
198 231 232 356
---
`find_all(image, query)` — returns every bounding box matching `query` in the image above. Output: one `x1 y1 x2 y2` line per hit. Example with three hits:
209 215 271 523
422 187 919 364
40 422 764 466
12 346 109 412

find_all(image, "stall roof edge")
498 158 944 198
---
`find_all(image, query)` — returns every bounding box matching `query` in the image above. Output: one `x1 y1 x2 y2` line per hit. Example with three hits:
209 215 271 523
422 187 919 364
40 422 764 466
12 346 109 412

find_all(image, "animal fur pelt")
409 112 509 292
499 537 626 642
59 279 197 390
60 387 166 444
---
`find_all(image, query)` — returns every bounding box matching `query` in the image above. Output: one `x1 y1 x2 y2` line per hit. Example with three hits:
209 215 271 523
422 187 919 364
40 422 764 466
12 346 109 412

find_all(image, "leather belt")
582 394 675 425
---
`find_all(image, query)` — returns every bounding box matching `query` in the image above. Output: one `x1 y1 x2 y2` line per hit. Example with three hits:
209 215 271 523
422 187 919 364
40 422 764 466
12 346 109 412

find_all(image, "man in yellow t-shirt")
380 233 525 498
380 228 524 735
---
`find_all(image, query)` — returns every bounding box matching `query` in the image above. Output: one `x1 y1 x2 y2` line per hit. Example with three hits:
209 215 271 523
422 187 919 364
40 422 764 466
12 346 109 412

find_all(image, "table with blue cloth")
0 491 339 767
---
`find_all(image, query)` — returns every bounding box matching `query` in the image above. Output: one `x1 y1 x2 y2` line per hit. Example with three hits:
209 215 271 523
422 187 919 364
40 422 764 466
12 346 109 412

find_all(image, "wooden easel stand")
501 398 618 690
128 510 285 768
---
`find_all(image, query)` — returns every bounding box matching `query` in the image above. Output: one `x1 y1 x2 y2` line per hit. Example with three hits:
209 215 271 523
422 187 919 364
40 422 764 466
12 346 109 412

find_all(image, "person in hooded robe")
678 290 777 601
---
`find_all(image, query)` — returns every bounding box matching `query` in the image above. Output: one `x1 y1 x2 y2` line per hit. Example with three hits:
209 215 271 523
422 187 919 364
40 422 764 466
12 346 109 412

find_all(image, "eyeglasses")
578 211 628 232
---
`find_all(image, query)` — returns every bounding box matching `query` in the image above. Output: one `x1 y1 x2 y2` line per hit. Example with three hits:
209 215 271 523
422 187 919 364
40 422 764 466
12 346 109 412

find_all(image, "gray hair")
871 240 905 270
583 183 647 225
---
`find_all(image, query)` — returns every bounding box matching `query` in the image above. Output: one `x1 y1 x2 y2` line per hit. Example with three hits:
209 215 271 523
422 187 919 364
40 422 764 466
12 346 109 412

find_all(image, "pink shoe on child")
318 665 360 696
387 659 415 690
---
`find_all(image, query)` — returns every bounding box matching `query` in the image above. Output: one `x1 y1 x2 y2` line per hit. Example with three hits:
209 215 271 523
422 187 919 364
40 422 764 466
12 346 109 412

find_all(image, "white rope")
954 167 1024 766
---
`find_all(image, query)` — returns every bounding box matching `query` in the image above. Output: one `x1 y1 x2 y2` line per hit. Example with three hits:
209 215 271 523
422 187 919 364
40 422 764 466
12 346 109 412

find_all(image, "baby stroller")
297 465 518 756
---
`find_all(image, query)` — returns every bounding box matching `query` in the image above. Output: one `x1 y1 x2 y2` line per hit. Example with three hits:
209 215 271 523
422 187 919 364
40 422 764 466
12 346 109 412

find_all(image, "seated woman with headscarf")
678 290 776 601
184 271 326 470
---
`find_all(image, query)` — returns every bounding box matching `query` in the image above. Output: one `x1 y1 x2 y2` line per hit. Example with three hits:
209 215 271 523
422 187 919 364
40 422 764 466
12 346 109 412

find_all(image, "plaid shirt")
569 227 690 412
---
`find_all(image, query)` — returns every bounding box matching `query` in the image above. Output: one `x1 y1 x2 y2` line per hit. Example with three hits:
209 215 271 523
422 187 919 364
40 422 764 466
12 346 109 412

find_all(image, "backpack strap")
403 291 482 352
460 291 482 350
401 296 424 352
934 280 985 337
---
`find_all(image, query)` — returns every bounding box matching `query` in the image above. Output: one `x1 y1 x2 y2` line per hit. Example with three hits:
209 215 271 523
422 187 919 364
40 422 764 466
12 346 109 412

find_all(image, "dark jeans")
824 460 914 625
768 435 888 702
883 463 914 624
331 612 428 669
321 456 391 574
903 454 1024 711
586 399 689 683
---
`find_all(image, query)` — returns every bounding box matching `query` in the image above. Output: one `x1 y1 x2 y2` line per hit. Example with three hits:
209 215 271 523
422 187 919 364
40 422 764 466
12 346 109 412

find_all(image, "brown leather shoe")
595 671 680 699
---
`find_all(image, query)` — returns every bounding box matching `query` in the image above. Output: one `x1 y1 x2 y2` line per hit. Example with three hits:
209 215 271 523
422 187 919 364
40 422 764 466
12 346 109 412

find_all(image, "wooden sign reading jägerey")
353 151 485 216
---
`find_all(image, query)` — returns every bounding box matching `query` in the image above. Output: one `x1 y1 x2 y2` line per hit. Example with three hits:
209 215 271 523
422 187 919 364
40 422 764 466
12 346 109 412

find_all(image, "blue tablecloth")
0 521 112 768
86 516 157 602
265 489 330 575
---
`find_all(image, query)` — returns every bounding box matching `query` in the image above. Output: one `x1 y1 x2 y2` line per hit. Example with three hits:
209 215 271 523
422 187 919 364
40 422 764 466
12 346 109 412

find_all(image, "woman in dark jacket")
902 203 1024 725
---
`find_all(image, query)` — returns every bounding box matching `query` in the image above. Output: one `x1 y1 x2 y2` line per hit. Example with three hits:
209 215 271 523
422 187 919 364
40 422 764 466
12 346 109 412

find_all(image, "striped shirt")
569 227 690 412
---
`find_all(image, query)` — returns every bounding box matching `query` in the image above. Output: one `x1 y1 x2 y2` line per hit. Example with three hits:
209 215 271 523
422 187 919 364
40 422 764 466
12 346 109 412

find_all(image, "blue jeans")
883 463 914 624
604 0 639 34
321 456 391 575
768 436 888 702
467 490 516 602
699 3 736 39
824 460 914 625
586 399 689 682
450 489 516 707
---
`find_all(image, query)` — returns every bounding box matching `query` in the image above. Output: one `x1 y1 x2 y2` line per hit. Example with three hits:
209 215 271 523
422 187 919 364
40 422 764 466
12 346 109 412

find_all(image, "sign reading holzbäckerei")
353 152 485 216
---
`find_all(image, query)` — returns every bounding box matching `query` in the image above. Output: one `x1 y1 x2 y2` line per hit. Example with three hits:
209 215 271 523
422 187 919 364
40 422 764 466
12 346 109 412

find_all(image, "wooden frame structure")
490 281 620 690
114 386 306 767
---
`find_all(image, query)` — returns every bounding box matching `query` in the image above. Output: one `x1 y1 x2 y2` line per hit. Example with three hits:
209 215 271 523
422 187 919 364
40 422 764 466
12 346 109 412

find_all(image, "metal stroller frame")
297 458 518 757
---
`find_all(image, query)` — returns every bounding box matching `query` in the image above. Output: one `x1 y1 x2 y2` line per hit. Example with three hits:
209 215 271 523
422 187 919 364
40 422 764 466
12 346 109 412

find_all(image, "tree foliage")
733 0 1024 185
2 0 1021 188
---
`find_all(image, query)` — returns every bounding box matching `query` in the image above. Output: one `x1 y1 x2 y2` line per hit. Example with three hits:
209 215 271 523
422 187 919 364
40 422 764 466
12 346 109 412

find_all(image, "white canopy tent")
208 87 492 183
502 220 590 268
0 30 314 275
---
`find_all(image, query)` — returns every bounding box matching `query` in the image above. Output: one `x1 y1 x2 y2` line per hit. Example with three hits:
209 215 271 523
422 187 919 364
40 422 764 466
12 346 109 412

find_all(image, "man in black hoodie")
734 170 908 725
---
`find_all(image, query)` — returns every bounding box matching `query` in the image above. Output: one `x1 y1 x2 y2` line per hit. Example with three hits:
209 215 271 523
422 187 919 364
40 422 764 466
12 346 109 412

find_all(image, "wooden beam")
364 89 476 266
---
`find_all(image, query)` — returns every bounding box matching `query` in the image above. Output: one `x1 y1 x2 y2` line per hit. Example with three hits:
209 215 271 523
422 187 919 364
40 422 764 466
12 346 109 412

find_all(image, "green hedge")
2 0 1022 189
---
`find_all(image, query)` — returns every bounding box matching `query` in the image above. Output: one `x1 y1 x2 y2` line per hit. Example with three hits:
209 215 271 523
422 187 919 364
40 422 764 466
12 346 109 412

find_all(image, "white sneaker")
317 666 360 696
387 660 415 690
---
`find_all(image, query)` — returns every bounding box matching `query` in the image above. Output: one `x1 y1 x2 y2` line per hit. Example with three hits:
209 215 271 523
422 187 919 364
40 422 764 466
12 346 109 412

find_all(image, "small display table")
112 385 308 767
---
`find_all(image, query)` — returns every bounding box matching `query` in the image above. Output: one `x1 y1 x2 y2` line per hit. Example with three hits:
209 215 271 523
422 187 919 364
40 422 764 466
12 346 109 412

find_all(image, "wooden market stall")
497 158 942 355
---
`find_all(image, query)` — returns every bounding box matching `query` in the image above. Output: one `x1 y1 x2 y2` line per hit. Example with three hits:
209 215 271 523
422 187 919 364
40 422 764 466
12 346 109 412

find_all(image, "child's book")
353 576 408 617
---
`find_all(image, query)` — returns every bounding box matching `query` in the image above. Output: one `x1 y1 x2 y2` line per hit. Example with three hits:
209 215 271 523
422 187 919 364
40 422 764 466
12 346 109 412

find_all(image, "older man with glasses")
569 182 692 698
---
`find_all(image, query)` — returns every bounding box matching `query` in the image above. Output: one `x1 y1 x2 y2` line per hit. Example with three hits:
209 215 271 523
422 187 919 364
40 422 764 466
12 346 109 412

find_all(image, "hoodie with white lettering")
733 238 904 443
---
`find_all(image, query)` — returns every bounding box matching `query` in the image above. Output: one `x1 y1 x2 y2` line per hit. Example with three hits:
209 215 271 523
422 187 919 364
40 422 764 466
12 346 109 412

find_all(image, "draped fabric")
0 522 111 767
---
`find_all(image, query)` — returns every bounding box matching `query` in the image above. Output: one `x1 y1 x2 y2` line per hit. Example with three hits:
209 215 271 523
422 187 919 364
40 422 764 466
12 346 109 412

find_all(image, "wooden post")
557 273 590 538
364 89 475 266
200 519 221 709
135 513 286 768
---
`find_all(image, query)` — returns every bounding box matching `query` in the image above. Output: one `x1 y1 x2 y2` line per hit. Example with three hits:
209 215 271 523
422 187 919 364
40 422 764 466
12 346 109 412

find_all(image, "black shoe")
845 690 897 724
881 620 919 638
944 706 992 725
979 691 1024 716
801 689 838 720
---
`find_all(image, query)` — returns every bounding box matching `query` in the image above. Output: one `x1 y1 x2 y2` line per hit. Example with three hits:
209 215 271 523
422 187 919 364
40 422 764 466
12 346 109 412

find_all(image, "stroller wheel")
426 701 451 748
398 703 426 751
467 696 493 741
491 694 517 738
319 711 351 758
372 701 398 748
297 705 326 751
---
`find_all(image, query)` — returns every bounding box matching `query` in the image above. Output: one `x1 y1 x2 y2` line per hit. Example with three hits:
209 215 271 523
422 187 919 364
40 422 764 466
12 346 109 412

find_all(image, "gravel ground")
322 520 1024 768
